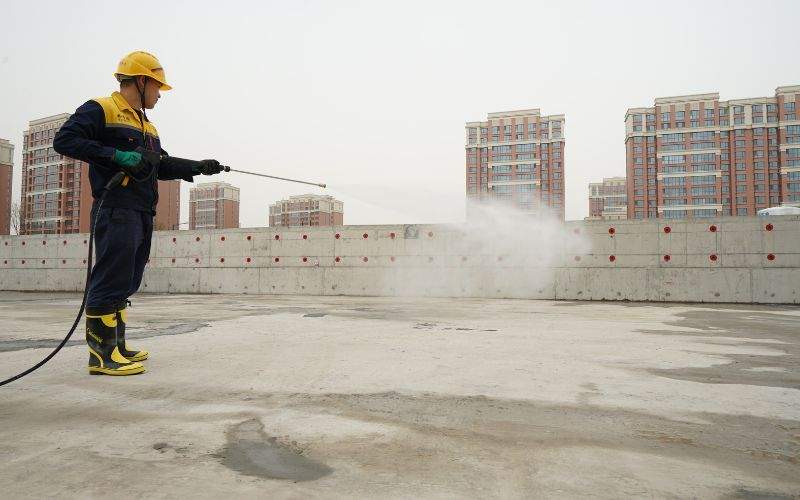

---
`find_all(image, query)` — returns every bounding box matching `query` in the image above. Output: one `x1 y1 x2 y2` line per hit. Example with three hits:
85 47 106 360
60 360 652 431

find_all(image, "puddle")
217 418 332 482
732 488 796 500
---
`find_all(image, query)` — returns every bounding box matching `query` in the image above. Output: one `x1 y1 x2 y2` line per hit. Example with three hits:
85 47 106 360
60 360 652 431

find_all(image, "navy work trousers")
87 206 153 310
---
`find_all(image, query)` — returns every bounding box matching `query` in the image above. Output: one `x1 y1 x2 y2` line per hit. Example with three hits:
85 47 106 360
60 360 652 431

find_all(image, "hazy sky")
2 0 799 226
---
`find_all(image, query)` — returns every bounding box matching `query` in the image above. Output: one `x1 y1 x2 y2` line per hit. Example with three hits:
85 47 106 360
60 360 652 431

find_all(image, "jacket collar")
111 91 144 118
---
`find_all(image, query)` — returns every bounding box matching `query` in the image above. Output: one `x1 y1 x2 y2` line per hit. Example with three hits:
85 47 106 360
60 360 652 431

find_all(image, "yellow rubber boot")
86 309 145 376
116 302 148 362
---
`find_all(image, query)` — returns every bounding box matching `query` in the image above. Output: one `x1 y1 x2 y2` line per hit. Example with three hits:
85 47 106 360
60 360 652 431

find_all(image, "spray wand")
225 167 326 189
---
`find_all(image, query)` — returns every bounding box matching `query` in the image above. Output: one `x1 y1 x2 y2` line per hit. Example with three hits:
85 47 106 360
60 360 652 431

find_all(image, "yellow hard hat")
114 51 172 90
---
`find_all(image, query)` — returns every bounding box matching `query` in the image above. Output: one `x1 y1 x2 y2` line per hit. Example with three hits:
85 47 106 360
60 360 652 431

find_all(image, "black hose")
0 172 124 387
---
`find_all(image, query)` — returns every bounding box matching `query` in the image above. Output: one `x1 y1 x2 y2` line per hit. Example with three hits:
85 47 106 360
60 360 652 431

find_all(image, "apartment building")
268 194 343 227
0 139 13 234
189 181 240 230
465 109 566 219
625 85 800 219
588 176 627 220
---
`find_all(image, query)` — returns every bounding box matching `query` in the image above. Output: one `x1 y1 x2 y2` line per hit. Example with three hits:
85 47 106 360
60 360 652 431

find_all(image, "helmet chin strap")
135 77 149 145
136 76 149 122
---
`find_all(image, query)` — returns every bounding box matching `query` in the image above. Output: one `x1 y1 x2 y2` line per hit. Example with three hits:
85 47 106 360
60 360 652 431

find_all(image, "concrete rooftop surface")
1 292 799 499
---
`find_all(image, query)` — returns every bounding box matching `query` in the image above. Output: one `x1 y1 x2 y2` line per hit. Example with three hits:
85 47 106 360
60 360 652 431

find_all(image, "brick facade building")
0 139 13 235
588 176 627 220
465 109 565 219
189 181 240 230
625 85 800 219
269 194 343 227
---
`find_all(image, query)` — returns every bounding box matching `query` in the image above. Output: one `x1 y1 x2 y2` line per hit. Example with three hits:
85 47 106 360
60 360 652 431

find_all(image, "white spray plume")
381 199 591 298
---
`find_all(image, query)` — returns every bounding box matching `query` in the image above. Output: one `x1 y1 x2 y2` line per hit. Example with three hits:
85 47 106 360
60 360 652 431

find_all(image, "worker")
53 51 224 376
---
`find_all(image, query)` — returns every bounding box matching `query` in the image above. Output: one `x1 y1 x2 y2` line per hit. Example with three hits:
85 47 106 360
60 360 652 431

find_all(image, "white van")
757 206 800 216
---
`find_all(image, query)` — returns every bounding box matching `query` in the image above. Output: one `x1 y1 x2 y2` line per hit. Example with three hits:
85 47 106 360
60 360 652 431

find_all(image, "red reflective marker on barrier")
663 255 671 262
21 241 25 246
195 258 200 263
363 233 368 239
663 226 671 234
390 232 396 239
195 236 200 242
608 227 615 235
172 258 176 263
21 260 25 264
246 257 252 263
363 257 369 262
390 256 396 262
335 233 340 239
42 240 46 245
710 254 718 262
246 235 252 241
220 258 225 263
62 260 66 264
274 257 280 263
335 256 341 263
302 234 308 240
709 225 717 232
172 237 177 243
767 253 776 261
302 257 308 263
609 255 616 262
765 223 774 231
41 260 45 264
221 236 226 241
63 240 67 245
274 234 280 240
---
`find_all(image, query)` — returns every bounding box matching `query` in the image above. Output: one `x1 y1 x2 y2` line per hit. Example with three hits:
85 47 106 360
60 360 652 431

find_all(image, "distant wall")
1 216 799 304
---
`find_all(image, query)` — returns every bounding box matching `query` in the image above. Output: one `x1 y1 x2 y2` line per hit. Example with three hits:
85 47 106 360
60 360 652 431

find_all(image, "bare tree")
10 202 23 235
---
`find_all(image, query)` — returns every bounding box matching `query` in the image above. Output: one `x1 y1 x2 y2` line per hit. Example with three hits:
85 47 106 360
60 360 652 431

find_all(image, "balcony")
488 179 541 189
657 171 722 180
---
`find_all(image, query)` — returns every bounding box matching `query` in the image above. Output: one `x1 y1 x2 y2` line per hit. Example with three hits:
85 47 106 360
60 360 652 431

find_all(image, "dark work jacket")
53 92 195 214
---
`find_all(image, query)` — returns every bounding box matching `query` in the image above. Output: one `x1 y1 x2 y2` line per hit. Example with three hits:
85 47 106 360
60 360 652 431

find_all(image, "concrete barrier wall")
1 216 799 304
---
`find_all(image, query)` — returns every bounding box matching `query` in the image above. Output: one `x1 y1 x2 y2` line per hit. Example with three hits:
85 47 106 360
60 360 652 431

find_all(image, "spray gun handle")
104 171 127 191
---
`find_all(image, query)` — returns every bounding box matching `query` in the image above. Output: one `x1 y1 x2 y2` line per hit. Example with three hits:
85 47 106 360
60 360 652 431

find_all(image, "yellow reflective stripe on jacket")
91 92 159 139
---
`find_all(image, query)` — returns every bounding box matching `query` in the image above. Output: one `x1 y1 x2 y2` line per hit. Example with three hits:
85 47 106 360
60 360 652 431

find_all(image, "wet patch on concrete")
413 322 437 330
0 321 210 353
216 418 332 482
283 391 800 488
637 309 800 389
730 487 797 500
